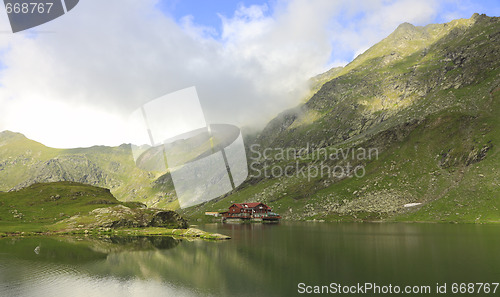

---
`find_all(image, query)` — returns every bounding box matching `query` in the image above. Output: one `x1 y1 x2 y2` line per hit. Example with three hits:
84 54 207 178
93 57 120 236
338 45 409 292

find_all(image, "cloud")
0 0 338 148
0 0 489 148
327 0 441 62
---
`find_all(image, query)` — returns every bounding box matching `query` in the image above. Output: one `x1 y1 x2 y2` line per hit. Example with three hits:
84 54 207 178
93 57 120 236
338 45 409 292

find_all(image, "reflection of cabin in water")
221 202 281 222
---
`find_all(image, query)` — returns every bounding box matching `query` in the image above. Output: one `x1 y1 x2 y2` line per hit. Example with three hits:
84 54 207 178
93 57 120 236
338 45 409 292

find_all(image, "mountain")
0 181 189 234
2 14 499 223
0 131 178 209
181 14 500 223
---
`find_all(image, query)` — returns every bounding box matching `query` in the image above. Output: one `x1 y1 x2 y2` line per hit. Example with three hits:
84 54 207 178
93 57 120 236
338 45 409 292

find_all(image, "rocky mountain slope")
1 14 499 223
0 131 177 208
0 181 187 232
181 14 500 223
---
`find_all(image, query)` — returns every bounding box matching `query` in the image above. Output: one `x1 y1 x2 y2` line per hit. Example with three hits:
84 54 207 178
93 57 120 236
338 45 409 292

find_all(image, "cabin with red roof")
222 202 280 222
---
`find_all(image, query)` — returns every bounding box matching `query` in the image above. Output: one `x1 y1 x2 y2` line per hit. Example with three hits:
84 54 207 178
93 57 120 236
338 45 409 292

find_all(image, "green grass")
0 181 142 232
183 102 500 223
2 15 499 225
109 227 230 240
390 85 500 223
181 15 500 223
0 182 228 240
0 132 177 209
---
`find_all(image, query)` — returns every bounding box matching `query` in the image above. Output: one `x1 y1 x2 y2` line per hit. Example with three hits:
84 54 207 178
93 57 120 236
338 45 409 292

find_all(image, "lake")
1 223 499 297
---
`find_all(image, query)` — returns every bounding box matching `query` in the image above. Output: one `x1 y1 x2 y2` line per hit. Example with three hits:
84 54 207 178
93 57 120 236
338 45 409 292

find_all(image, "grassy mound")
0 181 143 232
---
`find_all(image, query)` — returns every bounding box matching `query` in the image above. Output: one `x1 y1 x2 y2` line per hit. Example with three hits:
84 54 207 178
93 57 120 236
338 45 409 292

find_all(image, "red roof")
231 202 271 209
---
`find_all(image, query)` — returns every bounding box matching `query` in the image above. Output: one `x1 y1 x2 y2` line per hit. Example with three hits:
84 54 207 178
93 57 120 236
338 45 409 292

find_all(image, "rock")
59 205 188 230
404 203 422 208
149 211 188 229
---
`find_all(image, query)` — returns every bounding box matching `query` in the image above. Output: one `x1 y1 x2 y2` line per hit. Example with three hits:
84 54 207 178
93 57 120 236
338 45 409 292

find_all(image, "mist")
0 0 487 148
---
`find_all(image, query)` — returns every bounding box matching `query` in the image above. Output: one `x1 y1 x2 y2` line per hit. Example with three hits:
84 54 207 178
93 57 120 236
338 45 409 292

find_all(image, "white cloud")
0 0 337 148
328 0 441 63
0 0 484 148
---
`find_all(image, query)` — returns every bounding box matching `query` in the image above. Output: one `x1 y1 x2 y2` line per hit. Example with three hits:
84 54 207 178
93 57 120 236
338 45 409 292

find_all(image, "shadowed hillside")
181 14 500 223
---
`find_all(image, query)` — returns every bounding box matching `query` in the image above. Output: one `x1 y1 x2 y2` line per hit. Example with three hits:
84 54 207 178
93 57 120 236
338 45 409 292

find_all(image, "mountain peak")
387 21 427 43
0 130 48 150
395 22 416 32
471 12 487 21
0 130 27 141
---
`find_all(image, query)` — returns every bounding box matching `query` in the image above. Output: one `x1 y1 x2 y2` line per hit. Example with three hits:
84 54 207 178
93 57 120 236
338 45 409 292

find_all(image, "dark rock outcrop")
58 205 189 230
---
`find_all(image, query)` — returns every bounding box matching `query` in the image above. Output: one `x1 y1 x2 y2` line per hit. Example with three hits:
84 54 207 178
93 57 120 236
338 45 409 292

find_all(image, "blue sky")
159 0 500 28
0 0 499 147
156 0 272 32
157 0 500 64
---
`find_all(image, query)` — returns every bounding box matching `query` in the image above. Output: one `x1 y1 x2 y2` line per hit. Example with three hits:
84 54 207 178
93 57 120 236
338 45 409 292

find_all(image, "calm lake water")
1 223 499 297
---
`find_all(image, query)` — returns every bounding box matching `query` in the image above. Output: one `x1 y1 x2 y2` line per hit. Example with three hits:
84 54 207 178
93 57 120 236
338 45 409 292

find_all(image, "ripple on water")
0 257 208 297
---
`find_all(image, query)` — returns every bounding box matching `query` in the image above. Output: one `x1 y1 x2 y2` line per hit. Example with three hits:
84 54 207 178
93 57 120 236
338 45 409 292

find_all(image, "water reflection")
0 235 199 297
0 236 179 264
1 261 204 297
1 223 500 297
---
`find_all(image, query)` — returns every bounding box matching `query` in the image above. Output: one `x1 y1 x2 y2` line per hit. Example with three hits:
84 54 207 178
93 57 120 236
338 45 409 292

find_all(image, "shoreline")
0 227 231 240
2 218 498 239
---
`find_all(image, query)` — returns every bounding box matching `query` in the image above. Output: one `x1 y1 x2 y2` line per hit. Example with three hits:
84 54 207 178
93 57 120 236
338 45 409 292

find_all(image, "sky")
0 0 498 148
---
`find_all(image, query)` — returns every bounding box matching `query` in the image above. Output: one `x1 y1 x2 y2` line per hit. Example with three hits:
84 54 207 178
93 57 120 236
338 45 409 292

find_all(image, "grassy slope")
184 86 500 224
0 132 178 209
0 181 141 232
0 182 229 239
1 16 498 224
391 86 500 222
0 132 61 187
181 15 500 223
